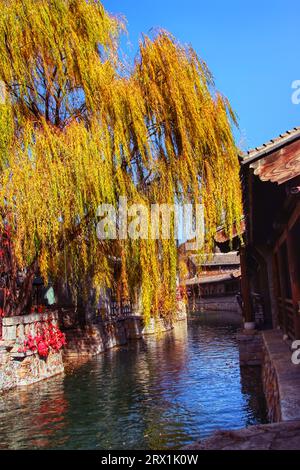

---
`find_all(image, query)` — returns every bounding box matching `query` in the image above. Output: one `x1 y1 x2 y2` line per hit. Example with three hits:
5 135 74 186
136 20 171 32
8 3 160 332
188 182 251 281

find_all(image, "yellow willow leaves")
0 100 14 170
0 1 243 321
0 0 123 113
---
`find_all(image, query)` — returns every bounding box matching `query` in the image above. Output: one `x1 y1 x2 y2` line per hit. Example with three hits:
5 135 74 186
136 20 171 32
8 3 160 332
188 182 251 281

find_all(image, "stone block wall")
63 320 128 359
261 330 300 423
0 311 64 393
63 312 185 358
238 328 300 424
2 311 59 342
125 303 187 339
261 333 281 422
237 330 263 366
189 295 241 314
1 303 188 391
63 304 187 358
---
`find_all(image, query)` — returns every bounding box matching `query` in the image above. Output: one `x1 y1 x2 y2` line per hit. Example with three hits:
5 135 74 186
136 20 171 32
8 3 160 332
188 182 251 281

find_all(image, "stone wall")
63 319 128 359
125 315 177 339
238 328 300 424
124 300 187 340
0 311 64 393
1 303 188 390
237 330 263 366
261 332 281 422
189 295 241 314
64 308 187 359
261 330 300 423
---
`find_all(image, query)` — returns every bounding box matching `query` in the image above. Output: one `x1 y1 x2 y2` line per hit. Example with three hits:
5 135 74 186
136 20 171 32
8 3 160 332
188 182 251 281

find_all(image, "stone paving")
185 420 300 450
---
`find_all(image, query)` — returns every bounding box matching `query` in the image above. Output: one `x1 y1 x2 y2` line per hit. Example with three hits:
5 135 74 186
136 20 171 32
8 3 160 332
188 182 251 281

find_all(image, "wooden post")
286 226 300 339
240 246 253 323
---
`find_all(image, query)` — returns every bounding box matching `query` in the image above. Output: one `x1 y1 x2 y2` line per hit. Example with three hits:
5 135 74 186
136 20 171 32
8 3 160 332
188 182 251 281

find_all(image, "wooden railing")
106 300 132 320
278 297 296 340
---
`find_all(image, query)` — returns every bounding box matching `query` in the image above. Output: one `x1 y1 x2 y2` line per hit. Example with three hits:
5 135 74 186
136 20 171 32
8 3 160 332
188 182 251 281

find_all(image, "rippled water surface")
0 313 267 449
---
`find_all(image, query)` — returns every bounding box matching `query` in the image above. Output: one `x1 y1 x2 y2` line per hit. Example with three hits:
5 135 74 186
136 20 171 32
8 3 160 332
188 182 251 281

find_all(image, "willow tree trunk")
0 227 37 317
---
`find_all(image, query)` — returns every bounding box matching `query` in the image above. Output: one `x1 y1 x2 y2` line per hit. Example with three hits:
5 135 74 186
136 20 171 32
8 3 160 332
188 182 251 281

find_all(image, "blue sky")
104 0 300 151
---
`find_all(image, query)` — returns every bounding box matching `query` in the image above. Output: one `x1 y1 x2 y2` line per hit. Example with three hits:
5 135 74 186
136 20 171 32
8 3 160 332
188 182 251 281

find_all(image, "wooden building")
186 252 241 296
181 249 241 312
240 127 300 339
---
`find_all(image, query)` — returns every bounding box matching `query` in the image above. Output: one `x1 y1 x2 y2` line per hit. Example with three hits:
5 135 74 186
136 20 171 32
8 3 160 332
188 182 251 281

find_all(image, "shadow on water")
0 312 267 450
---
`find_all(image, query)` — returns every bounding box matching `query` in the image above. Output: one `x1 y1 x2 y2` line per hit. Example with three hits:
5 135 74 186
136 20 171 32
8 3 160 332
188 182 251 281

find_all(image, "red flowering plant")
18 320 66 358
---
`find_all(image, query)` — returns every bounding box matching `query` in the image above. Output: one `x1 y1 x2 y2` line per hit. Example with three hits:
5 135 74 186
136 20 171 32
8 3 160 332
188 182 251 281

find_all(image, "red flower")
20 321 66 358
25 334 37 351
37 341 49 358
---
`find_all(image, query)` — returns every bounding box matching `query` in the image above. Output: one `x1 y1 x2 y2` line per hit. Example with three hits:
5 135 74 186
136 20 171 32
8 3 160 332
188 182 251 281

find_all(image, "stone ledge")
237 329 262 339
2 311 58 327
184 420 300 450
10 350 35 359
0 340 15 351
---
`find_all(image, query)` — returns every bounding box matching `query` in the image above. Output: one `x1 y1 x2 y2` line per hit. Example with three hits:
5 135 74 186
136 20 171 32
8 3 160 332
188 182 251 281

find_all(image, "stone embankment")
63 314 181 360
237 330 263 366
261 330 300 423
1 302 187 392
187 328 300 450
189 295 241 314
237 328 300 423
0 311 64 393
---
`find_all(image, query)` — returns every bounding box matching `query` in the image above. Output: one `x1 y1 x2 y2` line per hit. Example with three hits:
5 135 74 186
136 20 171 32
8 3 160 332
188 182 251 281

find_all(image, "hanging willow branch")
0 0 242 320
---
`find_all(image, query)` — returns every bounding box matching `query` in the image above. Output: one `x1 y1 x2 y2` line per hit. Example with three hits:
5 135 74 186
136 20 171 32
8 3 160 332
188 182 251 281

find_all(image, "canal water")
0 313 268 450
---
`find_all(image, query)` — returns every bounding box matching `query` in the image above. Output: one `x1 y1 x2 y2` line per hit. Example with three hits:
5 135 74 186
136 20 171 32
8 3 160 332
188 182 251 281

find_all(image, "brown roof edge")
184 270 241 286
240 127 300 166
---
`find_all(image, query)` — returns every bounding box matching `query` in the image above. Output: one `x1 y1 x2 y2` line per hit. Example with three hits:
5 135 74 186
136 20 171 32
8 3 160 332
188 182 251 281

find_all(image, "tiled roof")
214 219 245 243
190 251 240 267
185 270 241 286
241 126 300 165
241 126 300 184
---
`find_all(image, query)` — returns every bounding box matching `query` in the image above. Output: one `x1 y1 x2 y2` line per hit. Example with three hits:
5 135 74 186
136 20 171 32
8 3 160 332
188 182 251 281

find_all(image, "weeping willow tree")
0 0 242 320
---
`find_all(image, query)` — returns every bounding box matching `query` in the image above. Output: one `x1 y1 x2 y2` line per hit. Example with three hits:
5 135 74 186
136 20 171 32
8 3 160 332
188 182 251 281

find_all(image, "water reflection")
0 314 267 450
0 376 68 449
240 366 268 427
